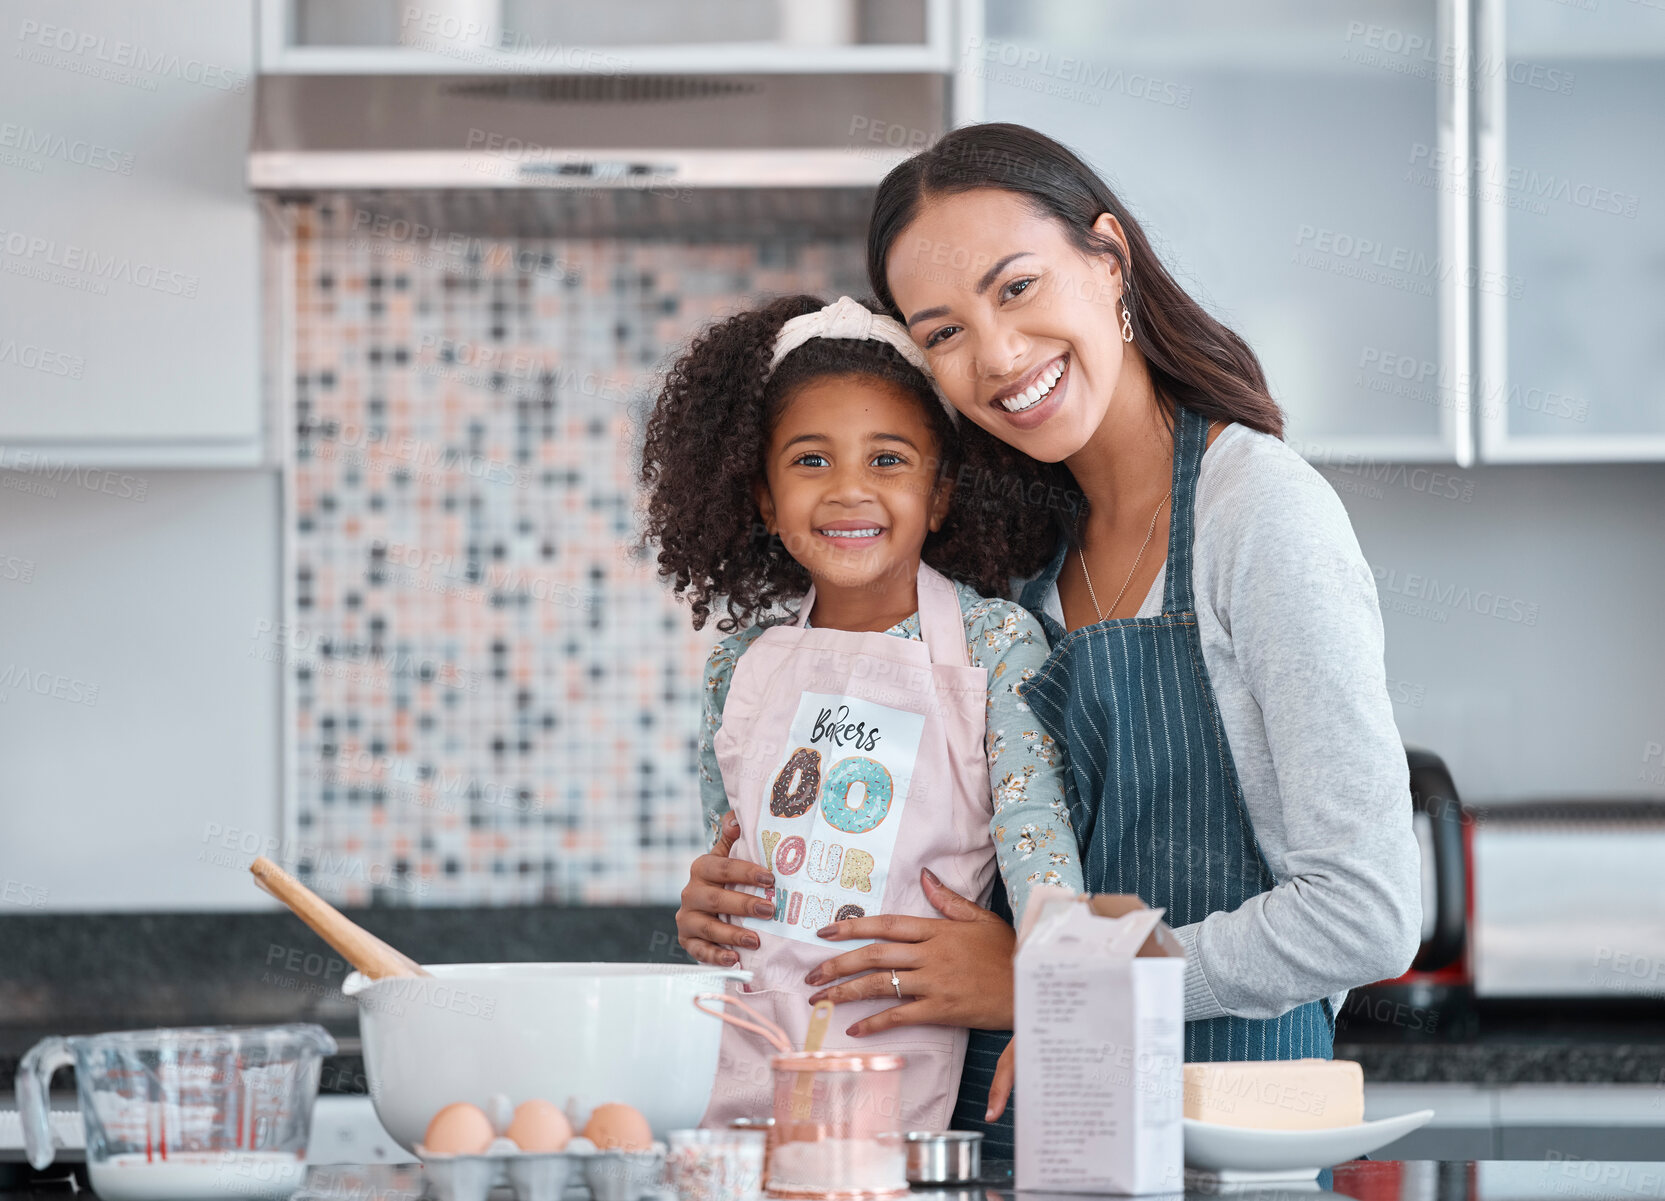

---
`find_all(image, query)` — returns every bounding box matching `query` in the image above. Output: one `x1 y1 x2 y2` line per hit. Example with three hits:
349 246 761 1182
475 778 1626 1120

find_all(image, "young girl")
640 294 1084 1131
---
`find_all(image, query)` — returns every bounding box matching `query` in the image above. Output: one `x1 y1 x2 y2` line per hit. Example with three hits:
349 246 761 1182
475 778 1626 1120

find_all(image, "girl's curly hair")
641 294 1071 633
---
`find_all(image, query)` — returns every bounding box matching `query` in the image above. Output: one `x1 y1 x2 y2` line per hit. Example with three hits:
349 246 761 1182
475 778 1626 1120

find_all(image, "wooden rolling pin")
250 855 430 979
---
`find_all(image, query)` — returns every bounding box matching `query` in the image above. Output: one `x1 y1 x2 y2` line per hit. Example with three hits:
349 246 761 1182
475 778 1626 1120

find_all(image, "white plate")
1183 1109 1436 1181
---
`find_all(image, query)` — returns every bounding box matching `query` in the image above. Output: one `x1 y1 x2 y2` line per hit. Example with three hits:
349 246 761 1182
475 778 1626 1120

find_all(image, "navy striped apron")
951 404 1333 1154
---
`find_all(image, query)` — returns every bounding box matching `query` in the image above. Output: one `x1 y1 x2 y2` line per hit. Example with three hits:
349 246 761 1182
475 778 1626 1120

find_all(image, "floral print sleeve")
958 585 1084 929
698 626 769 847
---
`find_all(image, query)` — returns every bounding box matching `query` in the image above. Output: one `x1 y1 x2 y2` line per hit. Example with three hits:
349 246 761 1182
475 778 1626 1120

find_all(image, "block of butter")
1182 1059 1365 1130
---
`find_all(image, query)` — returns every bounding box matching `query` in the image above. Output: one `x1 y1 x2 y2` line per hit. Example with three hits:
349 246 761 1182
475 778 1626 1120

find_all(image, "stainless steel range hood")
248 72 947 191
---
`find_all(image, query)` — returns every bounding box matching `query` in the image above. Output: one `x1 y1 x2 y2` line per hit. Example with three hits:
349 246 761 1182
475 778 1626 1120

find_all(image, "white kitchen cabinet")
979 0 1474 463
0 0 261 464
262 0 960 76
1475 0 1665 461
0 468 282 911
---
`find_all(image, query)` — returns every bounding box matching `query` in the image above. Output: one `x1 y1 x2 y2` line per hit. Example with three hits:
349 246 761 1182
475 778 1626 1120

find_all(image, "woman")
675 124 1421 1151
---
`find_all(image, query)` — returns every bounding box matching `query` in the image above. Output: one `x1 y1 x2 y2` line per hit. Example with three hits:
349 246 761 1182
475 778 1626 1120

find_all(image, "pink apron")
700 563 995 1132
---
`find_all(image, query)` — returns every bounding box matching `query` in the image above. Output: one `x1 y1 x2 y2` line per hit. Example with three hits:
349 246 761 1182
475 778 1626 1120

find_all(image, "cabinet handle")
1473 0 1508 461
1440 0 1477 467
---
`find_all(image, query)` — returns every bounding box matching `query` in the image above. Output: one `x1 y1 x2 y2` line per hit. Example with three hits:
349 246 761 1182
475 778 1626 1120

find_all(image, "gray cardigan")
1032 422 1422 1023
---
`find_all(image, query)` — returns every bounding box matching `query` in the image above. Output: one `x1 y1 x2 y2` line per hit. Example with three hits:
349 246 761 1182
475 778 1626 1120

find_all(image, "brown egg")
423 1102 495 1154
506 1099 573 1152
582 1102 653 1151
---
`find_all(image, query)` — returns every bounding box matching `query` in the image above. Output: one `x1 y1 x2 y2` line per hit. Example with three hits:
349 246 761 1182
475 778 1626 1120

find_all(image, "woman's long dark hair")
866 123 1285 444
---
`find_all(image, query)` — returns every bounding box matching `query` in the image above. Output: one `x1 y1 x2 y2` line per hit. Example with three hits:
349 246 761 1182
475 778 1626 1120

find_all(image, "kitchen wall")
277 194 869 907
4 194 874 911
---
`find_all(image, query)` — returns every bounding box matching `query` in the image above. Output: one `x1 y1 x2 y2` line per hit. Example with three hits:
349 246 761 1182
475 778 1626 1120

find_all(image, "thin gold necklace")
1077 420 1218 622
1078 490 1169 622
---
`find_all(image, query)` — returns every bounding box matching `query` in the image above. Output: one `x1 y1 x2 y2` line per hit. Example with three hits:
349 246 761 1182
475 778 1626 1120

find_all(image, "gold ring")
890 969 902 1000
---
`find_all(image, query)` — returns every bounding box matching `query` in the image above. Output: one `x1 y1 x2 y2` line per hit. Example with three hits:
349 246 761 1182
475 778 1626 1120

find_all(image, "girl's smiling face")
885 187 1130 464
757 372 950 605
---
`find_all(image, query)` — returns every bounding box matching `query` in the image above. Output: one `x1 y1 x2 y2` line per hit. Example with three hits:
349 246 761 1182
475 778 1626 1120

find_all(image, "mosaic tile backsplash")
285 195 868 906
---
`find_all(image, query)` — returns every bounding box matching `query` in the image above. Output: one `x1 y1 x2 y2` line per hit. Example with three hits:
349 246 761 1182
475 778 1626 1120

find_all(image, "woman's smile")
990 353 1070 430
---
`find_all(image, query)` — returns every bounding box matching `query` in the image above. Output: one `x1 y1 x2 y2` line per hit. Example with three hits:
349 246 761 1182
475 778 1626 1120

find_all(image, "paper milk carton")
1014 891 1186 1195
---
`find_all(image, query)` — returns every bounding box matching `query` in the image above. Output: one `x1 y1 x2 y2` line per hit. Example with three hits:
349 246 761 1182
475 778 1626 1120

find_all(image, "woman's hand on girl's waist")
803 867 1016 1036
676 811 776 966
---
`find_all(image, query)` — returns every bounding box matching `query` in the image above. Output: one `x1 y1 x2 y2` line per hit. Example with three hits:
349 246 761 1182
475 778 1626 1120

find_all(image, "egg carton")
418 1138 667 1201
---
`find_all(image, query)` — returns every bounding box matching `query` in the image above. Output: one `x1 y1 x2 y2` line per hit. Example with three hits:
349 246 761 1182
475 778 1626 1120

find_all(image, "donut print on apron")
700 563 994 1132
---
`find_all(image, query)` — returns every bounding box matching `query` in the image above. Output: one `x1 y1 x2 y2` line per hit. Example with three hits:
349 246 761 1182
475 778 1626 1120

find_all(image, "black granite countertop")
0 904 682 1091
1334 995 1665 1085
3 906 1662 1089
3 1160 1665 1201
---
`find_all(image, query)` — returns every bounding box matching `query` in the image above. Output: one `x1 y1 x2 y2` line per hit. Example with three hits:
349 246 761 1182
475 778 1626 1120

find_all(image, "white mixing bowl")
343 962 749 1150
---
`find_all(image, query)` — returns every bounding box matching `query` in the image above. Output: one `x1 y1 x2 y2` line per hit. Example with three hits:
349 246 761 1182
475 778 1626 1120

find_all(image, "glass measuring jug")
16 1024 336 1200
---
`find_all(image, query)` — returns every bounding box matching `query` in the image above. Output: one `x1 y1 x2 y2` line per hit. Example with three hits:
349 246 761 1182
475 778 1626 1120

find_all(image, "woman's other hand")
987 1038 1016 1120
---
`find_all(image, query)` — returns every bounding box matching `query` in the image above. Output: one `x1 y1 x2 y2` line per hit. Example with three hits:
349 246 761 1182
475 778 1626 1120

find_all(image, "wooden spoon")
250 855 430 979
790 999 835 1120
